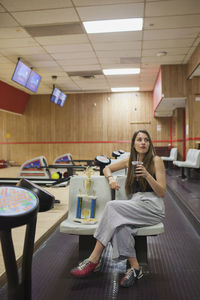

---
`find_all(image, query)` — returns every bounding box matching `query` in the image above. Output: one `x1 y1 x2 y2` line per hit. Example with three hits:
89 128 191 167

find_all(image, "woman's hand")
135 164 149 178
108 177 120 190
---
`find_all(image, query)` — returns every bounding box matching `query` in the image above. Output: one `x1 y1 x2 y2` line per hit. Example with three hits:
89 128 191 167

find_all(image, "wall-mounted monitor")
26 70 41 93
12 60 31 87
12 60 41 93
50 87 67 107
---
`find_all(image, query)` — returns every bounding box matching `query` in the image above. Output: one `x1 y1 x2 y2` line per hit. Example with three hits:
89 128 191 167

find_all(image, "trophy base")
73 218 97 225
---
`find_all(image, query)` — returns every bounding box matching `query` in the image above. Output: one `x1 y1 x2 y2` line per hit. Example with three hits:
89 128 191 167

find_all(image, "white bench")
161 148 178 168
60 175 164 265
116 175 164 265
173 149 200 179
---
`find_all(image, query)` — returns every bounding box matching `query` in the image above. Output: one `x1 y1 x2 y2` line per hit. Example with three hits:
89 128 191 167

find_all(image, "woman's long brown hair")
125 130 156 196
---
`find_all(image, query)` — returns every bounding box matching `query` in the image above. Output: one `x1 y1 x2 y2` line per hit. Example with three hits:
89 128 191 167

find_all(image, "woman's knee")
105 200 119 210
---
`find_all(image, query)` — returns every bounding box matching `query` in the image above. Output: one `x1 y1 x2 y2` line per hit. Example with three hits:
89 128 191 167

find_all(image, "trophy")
83 166 94 195
74 167 97 224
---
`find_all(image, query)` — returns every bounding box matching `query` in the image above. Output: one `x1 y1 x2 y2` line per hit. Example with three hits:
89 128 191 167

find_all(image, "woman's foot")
71 259 100 278
120 267 143 287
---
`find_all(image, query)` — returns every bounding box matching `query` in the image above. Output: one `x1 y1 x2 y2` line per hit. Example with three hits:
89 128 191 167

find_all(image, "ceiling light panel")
103 68 140 75
83 18 143 33
111 87 140 92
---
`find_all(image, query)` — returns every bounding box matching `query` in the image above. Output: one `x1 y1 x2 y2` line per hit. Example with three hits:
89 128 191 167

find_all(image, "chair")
161 148 178 168
115 175 164 266
60 176 112 260
173 149 200 179
0 186 39 300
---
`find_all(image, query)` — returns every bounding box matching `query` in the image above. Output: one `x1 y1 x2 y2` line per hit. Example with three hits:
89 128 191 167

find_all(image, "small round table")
0 186 39 300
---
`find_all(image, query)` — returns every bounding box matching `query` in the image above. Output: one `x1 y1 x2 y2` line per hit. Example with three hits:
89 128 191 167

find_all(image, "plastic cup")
132 161 143 176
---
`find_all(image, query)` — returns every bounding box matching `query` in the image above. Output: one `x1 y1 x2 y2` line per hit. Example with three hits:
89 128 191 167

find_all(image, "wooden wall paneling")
186 77 200 150
187 42 200 79
173 108 185 159
191 77 200 95
0 91 175 164
106 93 129 141
161 65 187 98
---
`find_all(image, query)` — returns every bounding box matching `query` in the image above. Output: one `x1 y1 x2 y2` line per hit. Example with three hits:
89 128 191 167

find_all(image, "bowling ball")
63 171 68 178
51 172 60 180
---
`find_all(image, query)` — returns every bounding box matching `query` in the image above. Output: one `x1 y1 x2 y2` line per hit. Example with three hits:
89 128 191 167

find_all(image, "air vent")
67 70 103 77
24 23 84 37
120 57 140 64
81 75 95 79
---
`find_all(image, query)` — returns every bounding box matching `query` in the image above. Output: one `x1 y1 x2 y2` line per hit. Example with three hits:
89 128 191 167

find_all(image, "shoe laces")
124 268 137 280
78 259 90 270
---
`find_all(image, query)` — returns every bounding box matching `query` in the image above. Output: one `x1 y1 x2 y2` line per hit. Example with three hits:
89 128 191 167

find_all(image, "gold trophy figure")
83 167 94 195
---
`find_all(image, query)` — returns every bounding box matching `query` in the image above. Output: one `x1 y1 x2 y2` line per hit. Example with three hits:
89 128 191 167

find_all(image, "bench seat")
173 149 200 178
60 175 164 265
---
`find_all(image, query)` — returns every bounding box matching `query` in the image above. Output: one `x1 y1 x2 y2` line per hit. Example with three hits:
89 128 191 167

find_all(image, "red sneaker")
71 259 99 278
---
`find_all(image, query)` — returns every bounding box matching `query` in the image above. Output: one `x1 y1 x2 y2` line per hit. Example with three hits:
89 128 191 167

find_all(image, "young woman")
71 130 166 288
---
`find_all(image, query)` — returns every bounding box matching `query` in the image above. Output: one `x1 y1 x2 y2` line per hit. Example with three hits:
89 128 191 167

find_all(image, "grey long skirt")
93 192 165 260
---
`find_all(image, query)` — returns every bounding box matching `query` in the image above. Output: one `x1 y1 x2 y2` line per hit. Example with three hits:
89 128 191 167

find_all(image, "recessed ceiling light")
156 51 168 57
83 18 143 34
111 87 140 92
103 68 140 75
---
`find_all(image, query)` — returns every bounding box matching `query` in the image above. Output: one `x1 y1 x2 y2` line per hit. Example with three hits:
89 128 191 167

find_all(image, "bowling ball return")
94 155 111 175
17 178 56 212
112 151 121 159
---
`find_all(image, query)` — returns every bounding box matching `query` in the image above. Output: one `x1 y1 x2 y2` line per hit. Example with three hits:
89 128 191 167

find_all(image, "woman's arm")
136 156 166 197
103 158 129 190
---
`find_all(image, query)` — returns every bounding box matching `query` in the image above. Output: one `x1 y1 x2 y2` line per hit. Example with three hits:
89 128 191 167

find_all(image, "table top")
0 186 38 217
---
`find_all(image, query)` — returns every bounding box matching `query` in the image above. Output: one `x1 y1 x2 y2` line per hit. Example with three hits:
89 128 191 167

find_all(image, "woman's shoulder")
153 155 165 167
153 155 162 162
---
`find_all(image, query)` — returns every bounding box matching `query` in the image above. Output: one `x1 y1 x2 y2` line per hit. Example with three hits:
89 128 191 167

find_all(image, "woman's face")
134 132 150 155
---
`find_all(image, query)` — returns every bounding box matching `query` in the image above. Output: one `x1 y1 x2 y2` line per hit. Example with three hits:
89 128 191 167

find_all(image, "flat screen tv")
26 70 41 93
58 92 67 107
50 87 67 107
12 60 31 87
